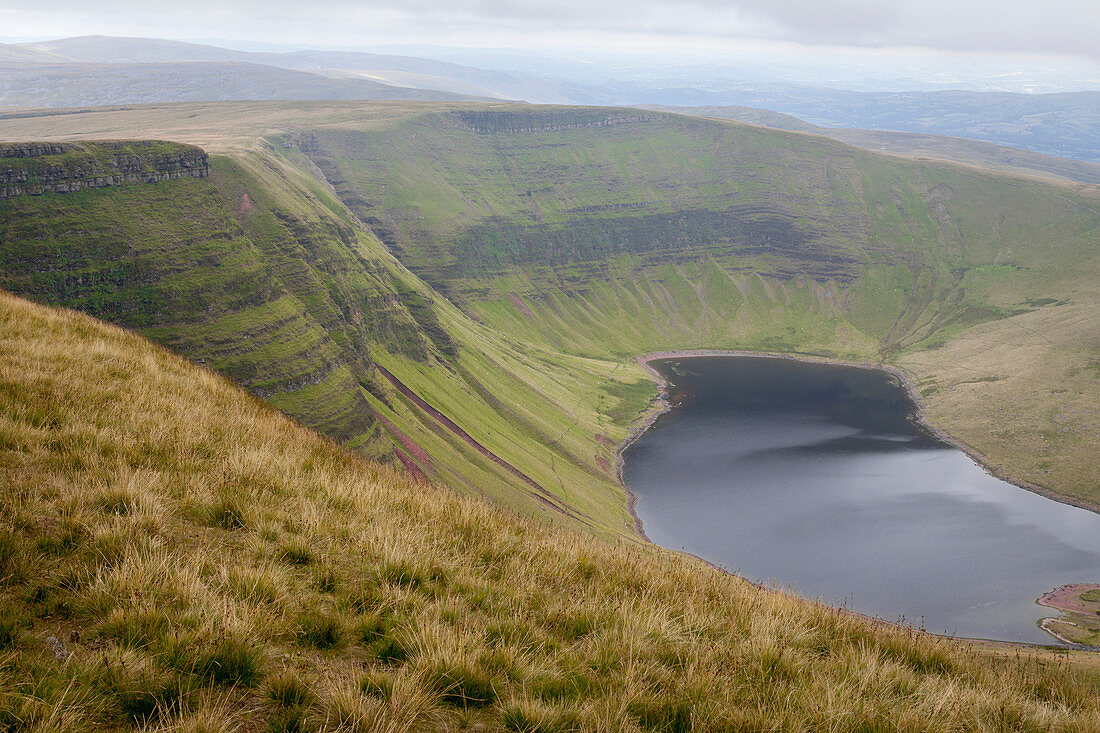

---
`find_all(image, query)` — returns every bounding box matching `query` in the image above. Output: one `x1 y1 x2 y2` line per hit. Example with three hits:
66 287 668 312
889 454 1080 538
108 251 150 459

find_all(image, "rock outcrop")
454 109 653 134
0 140 209 199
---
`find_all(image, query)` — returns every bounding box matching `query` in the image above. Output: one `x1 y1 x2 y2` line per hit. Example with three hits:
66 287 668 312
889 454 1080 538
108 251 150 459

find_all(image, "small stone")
46 636 68 660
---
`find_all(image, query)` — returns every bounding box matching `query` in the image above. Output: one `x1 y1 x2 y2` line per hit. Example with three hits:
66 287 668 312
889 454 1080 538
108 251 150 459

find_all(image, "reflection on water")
622 356 1100 644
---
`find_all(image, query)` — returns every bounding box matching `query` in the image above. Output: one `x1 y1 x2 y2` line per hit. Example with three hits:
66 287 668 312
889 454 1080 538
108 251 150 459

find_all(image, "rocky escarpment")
0 140 209 199
454 109 654 134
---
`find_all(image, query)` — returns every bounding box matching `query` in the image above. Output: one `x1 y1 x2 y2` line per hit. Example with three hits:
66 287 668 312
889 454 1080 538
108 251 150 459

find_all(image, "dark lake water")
622 356 1100 644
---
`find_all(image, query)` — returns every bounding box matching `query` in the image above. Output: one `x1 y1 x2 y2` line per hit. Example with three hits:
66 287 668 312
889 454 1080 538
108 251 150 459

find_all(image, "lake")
622 355 1100 645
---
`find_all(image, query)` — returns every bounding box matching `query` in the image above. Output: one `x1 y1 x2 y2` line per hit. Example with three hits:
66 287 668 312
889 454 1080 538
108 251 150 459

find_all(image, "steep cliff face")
0 145 632 530
453 108 655 134
0 140 209 198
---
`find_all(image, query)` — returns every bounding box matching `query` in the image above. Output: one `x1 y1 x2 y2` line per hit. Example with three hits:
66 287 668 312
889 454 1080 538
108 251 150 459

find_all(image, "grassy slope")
0 140 641 535
1 101 1098 509
2 290 1099 732
302 107 1100 507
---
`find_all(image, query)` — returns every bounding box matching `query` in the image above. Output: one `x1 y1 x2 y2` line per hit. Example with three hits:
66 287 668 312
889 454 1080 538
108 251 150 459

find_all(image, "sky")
3 0 1099 58
3 0 1100 94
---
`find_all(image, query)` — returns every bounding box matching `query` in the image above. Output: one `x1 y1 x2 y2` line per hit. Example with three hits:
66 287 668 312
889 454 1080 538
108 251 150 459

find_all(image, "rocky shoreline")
1037 584 1100 648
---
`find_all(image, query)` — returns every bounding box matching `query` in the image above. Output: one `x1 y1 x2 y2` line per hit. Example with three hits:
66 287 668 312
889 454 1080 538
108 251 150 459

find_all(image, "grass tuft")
205 495 247 530
278 540 314 566
96 488 140 516
165 632 265 686
354 612 393 645
629 696 695 733
423 661 497 708
0 530 22 583
0 602 24 649
96 649 184 723
295 611 344 650
266 670 316 733
379 559 441 589
373 634 409 666
502 699 584 733
267 669 316 709
99 608 172 650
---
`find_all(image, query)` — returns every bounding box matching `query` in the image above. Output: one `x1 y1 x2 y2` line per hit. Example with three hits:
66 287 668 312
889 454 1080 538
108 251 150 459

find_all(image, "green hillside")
2 290 1099 731
2 101 1099 515
294 105 1100 508
0 140 643 536
302 108 1097 356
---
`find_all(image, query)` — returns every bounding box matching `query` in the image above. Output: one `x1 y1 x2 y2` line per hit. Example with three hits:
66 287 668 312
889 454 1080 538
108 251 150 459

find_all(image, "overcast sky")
3 0 1100 59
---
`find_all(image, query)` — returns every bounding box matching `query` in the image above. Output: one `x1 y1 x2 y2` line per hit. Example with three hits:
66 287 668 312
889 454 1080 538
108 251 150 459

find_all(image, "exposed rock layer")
0 140 209 199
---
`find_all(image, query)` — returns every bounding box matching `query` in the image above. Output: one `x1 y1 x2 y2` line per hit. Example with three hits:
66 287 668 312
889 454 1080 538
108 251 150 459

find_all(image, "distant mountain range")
647 105 1100 185
0 61 481 107
0 35 570 103
2 35 1100 163
664 87 1100 163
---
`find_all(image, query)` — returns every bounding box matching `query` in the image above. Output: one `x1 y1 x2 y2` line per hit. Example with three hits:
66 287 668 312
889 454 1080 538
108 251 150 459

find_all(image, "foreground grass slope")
2 290 1099 732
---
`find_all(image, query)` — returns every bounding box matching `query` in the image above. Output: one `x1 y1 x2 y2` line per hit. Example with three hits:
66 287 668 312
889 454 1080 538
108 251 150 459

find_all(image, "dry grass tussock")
1 289 1098 732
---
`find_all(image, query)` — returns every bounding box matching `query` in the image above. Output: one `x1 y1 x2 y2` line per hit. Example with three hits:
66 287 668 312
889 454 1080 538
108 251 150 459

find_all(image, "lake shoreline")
614 349 1100 535
1037 584 1100 648
613 348 1100 649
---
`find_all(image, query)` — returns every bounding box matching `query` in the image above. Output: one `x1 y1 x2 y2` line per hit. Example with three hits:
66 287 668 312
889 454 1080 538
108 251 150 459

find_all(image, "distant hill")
642 104 820 133
0 61 480 108
22 34 254 63
8 36 1100 164
0 41 66 63
14 35 566 102
651 105 1100 185
629 87 1100 163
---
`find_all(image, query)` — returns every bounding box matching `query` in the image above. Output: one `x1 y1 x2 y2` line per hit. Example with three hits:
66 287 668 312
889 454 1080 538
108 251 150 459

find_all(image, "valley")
4 290 1099 730
2 96 1100 729
3 100 1100 520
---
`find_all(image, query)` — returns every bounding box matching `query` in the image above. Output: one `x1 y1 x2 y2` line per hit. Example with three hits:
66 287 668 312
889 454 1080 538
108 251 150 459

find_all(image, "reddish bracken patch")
1039 584 1100 615
237 192 257 219
508 292 535 317
375 413 433 473
393 448 429 484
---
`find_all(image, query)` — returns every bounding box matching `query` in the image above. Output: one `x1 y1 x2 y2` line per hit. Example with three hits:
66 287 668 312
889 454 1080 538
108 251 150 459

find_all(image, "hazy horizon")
4 0 1100 93
2 32 1100 95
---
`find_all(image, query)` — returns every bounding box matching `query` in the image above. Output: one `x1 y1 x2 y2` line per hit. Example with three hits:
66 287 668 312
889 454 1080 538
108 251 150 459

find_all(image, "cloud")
726 0 1100 56
8 0 1100 58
